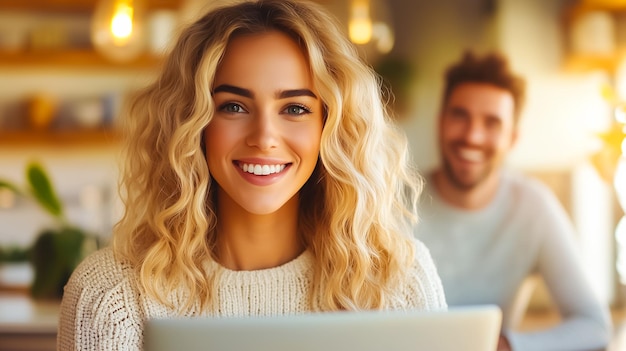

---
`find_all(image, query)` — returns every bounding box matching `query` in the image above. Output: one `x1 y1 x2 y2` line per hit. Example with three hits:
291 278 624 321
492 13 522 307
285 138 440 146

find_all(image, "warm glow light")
617 105 626 124
345 0 395 56
91 0 145 62
110 3 133 45
611 63 626 284
349 0 372 44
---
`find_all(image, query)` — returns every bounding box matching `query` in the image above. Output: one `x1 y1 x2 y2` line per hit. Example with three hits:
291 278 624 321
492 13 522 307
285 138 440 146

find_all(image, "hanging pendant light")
343 0 395 64
349 0 373 45
91 0 146 63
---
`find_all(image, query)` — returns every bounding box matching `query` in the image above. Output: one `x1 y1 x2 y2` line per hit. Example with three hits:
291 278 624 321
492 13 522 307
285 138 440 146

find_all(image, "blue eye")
283 104 311 115
219 103 246 113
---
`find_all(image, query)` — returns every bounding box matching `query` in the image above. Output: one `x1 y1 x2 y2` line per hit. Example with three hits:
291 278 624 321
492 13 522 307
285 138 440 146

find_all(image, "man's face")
439 82 517 190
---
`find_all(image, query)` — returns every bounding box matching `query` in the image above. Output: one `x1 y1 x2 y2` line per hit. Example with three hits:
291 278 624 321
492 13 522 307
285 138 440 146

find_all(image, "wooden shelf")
573 0 626 13
0 129 120 147
563 53 621 73
0 0 182 13
562 1 626 73
0 50 164 70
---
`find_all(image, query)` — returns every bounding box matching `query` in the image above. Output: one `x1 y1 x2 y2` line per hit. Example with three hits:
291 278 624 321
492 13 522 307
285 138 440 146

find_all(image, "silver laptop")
144 305 502 351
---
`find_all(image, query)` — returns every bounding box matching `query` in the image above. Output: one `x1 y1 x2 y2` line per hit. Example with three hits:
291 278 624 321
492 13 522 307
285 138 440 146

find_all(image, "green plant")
0 245 30 263
374 56 416 117
0 181 31 265
0 161 95 299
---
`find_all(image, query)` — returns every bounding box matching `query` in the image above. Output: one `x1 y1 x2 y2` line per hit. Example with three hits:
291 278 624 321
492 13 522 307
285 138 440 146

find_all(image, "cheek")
204 122 238 166
440 121 460 143
490 126 512 147
289 123 322 161
495 134 515 150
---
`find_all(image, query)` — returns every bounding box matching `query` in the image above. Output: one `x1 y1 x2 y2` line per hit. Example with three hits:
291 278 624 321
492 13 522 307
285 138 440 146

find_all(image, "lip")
236 157 289 165
448 143 485 164
456 149 484 163
233 159 292 186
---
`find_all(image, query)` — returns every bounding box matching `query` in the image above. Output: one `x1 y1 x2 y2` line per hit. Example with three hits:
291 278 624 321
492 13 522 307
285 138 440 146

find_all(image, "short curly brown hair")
442 50 526 124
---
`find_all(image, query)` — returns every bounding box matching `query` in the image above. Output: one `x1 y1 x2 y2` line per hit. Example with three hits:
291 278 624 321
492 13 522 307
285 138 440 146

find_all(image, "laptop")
144 305 502 351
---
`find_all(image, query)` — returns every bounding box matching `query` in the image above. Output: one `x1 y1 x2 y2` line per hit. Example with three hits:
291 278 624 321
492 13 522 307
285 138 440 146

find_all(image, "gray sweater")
415 169 612 351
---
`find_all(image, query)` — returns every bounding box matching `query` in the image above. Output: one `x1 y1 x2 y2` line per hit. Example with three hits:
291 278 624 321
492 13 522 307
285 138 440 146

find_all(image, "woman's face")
205 30 324 215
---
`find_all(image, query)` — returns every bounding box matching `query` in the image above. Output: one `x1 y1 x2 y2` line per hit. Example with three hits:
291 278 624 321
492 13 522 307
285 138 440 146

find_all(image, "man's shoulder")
503 169 558 203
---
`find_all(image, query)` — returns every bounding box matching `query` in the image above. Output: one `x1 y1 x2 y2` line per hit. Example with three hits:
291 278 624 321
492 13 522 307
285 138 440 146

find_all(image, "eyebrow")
278 89 318 99
212 84 318 100
212 84 253 98
449 106 505 122
448 106 469 116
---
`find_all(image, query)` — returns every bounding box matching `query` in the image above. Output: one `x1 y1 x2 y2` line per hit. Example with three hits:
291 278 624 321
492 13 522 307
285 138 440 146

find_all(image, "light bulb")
91 0 146 62
326 0 394 65
111 4 133 43
349 0 372 45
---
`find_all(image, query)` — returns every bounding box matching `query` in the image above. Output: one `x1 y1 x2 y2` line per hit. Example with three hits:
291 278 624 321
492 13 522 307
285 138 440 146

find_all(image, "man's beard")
441 156 493 191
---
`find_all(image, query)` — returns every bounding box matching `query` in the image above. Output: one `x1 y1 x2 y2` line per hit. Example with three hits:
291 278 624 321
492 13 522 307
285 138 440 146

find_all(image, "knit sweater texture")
58 238 446 350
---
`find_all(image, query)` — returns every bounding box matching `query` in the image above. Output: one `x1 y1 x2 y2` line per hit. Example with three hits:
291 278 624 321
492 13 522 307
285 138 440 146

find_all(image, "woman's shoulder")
61 246 142 324
408 237 440 281
59 247 145 350
65 246 135 297
401 237 447 310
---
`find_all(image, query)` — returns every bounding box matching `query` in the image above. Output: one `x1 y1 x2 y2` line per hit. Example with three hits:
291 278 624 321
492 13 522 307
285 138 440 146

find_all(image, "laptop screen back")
144 305 502 351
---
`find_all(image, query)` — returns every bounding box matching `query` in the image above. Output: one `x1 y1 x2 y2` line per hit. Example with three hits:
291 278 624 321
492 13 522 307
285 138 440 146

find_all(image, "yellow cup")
27 94 57 130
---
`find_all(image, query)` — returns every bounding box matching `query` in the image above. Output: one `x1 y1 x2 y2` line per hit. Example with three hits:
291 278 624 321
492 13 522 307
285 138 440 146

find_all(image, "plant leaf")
26 162 64 219
0 179 22 194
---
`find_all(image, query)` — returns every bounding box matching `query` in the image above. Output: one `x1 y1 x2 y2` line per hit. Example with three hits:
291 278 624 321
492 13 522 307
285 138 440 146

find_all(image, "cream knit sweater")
57 239 446 351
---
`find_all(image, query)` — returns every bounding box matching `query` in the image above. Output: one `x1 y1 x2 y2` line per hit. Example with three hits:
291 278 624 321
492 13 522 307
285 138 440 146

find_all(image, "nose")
464 118 487 145
246 111 279 151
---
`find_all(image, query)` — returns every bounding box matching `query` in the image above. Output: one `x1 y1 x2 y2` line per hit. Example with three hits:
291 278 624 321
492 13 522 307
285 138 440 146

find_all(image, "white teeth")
240 163 286 175
458 149 484 162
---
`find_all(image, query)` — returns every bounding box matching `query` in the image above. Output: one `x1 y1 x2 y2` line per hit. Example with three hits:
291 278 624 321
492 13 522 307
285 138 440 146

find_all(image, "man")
415 51 612 351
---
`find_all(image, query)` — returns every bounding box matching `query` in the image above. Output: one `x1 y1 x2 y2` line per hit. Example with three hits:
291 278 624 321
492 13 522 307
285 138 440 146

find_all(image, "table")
0 292 59 351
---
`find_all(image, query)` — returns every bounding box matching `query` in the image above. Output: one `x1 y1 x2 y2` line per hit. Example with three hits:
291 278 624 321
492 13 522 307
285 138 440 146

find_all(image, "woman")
58 0 446 349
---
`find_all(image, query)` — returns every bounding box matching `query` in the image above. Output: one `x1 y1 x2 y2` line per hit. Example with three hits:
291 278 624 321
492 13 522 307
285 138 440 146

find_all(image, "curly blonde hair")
113 0 422 313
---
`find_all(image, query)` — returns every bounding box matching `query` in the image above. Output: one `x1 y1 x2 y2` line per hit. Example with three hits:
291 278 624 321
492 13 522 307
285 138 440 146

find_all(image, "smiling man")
414 51 612 351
